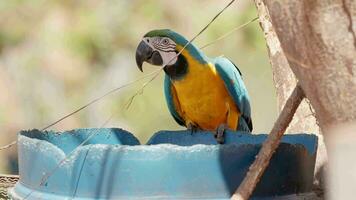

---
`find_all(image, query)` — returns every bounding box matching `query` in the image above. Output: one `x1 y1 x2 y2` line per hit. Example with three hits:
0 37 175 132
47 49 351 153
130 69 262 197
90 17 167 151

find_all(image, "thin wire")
17 0 239 198
23 114 114 200
40 69 162 131
187 0 236 48
71 149 90 199
0 69 161 151
0 141 17 150
124 0 237 109
200 16 258 49
1 0 238 150
125 70 163 109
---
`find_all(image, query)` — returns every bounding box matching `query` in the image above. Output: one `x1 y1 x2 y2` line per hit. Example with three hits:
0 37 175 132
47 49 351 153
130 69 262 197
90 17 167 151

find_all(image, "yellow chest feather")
171 55 238 130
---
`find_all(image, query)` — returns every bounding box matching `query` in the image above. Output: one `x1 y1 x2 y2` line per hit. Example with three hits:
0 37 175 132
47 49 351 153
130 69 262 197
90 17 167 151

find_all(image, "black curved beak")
135 40 163 72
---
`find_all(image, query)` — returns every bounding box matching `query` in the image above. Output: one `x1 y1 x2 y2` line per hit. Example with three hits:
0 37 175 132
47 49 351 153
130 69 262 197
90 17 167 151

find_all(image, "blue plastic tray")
9 128 317 200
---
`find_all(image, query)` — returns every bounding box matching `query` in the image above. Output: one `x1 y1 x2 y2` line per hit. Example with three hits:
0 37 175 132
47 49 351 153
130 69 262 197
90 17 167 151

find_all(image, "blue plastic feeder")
9 128 317 200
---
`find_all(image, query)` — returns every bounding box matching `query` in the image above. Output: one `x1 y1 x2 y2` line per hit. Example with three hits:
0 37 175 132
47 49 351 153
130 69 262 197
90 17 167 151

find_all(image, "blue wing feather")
214 57 253 132
164 75 185 126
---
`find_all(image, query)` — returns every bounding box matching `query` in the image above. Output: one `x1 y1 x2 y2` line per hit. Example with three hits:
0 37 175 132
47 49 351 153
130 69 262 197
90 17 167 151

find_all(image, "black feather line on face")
153 44 176 52
163 52 188 80
153 44 176 53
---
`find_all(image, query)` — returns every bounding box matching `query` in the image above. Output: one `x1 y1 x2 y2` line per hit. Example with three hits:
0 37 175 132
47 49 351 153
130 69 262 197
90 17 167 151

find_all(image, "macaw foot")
187 123 200 135
214 124 228 144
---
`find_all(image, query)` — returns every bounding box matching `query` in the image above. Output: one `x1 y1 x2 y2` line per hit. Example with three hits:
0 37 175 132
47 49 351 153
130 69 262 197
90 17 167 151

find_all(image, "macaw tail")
237 116 253 132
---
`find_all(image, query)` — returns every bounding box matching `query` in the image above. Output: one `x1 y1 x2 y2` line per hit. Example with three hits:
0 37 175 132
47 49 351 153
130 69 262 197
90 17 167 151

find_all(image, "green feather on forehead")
144 29 207 64
144 29 187 46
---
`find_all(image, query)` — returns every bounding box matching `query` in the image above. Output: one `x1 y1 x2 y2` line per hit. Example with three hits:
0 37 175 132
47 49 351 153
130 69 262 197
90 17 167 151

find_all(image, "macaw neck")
183 44 208 65
170 30 208 64
164 53 188 80
164 44 209 80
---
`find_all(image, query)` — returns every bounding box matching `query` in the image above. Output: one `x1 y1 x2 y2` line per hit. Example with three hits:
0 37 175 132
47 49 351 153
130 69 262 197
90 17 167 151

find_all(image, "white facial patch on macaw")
143 37 178 66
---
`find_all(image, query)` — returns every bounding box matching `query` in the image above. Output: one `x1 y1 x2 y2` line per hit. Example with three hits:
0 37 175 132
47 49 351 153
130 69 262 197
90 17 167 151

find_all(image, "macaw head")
135 29 206 74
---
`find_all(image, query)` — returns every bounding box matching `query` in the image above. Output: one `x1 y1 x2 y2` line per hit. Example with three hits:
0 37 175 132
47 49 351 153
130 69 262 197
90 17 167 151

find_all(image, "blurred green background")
0 0 277 173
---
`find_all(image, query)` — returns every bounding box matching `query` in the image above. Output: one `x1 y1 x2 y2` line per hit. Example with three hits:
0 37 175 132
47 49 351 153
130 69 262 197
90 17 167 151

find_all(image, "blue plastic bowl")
9 128 317 200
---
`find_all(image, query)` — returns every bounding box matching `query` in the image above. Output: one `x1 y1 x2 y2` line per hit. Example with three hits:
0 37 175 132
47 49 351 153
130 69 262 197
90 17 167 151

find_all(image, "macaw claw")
214 124 227 144
187 123 200 135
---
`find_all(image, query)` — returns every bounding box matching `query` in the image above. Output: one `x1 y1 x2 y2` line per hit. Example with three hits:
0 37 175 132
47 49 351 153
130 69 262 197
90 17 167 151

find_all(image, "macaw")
135 29 252 143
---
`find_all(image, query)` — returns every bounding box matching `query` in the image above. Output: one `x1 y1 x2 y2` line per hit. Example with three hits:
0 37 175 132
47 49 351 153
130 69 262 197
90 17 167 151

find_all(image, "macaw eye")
162 38 169 45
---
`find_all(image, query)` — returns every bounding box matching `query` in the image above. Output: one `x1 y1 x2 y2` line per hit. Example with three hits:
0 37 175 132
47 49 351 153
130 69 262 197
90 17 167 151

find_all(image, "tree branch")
230 0 307 199
231 84 305 200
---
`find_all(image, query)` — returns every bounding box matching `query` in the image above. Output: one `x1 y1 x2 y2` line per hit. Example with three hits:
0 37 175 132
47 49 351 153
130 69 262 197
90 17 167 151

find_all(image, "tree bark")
252 0 327 193
264 0 356 127
253 0 320 143
263 0 356 199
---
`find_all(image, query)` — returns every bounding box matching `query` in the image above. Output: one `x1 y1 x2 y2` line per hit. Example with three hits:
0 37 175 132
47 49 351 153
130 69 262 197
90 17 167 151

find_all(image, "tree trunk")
271 59 327 196
271 56 319 135
252 0 320 134
253 0 327 196
263 0 356 199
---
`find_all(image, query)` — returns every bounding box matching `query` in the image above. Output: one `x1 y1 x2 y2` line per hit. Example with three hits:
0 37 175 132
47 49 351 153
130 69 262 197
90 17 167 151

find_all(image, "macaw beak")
135 40 163 72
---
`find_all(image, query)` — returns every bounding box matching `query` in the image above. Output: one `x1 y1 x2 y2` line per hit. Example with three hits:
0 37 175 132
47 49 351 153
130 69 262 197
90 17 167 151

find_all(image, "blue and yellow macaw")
135 29 252 143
